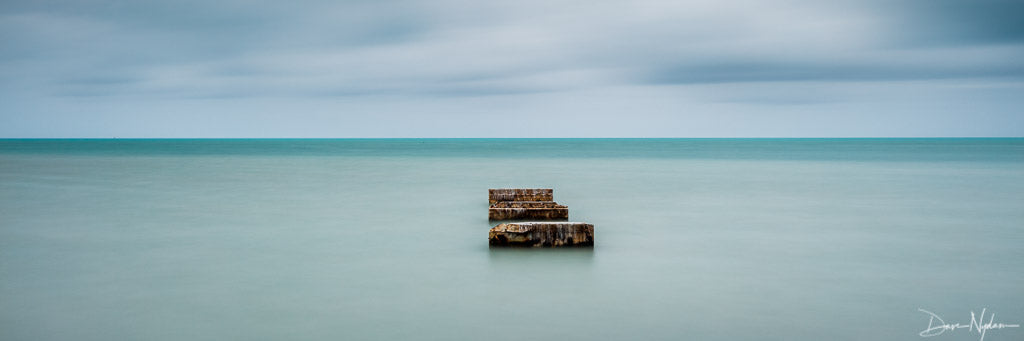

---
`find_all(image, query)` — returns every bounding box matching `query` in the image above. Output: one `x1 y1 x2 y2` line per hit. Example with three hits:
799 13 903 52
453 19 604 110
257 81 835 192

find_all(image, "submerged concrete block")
488 201 568 220
488 188 553 205
489 222 594 247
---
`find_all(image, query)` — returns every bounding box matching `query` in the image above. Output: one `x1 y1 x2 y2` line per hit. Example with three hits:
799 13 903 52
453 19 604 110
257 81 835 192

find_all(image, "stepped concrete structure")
488 201 569 220
489 222 595 247
486 189 594 247
488 188 553 205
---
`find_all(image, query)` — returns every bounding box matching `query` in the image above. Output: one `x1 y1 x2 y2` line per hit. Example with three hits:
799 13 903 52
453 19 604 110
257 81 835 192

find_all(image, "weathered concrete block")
488 201 569 220
489 222 594 247
488 188 553 205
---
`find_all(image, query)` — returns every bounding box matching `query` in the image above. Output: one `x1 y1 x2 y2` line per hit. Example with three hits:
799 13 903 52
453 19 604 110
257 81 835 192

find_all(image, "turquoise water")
1 139 1022 340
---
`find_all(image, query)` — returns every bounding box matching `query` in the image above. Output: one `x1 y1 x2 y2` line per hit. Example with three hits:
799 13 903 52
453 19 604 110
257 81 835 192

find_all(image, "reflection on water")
488 246 595 266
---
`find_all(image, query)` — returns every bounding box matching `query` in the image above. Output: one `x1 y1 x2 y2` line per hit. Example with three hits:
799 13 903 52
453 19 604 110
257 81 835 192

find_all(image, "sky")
1 0 1022 137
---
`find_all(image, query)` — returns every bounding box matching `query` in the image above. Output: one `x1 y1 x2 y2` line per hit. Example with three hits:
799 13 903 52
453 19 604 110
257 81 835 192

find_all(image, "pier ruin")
487 188 594 247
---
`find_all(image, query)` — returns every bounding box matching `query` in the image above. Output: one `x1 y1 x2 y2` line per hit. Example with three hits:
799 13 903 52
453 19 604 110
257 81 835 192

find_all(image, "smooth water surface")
2 139 1023 340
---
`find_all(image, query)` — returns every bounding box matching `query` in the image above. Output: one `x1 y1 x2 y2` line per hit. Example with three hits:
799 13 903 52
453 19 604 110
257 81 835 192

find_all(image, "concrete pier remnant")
488 201 569 221
488 222 594 247
488 188 553 205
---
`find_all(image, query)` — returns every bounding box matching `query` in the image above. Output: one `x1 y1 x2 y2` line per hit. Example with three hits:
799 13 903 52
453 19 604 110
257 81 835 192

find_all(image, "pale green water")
1 139 1022 340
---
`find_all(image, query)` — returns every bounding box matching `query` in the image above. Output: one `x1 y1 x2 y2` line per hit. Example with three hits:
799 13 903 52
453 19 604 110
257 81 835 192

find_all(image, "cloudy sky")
1 0 1022 137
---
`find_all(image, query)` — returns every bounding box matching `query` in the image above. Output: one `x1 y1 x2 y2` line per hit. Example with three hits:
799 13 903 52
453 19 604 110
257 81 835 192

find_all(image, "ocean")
1 138 1022 340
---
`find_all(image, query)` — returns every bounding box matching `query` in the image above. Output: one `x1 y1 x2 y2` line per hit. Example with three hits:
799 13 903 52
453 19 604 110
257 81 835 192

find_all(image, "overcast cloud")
1 0 1022 137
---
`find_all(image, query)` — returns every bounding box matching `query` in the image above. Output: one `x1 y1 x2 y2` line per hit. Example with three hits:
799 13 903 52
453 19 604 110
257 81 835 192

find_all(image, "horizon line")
2 136 1023 140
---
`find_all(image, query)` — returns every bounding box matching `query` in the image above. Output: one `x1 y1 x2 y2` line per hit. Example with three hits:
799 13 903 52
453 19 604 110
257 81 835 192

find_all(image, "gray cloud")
644 47 1024 84
876 0 1024 46
6 0 1022 94
1 0 1022 137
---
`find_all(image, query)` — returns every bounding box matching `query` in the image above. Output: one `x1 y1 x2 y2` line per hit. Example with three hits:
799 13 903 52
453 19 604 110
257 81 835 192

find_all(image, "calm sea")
2 139 1022 341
